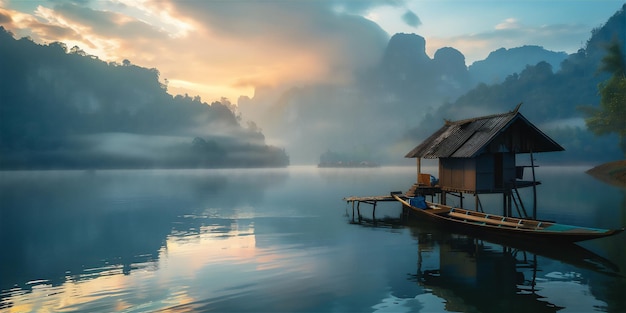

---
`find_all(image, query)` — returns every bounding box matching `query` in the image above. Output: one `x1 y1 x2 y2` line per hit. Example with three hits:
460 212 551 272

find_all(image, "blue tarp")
410 196 428 209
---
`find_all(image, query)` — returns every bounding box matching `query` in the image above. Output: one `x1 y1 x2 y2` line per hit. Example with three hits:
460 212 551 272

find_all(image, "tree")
579 41 626 158
69 45 86 56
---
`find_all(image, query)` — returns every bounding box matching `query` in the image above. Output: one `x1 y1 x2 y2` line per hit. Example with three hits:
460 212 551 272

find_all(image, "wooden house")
405 105 564 217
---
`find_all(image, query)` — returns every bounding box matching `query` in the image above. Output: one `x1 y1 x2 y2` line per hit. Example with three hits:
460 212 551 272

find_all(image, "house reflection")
406 224 618 313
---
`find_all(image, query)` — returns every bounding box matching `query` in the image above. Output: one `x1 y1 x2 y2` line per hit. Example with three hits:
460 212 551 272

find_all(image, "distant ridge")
469 46 568 85
0 27 289 169
403 4 626 164
586 160 626 187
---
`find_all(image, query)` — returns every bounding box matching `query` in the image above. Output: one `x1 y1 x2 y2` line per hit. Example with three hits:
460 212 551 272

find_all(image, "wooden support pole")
372 202 377 221
351 201 355 221
503 193 507 216
417 158 421 185
475 195 479 212
507 190 513 216
530 150 537 219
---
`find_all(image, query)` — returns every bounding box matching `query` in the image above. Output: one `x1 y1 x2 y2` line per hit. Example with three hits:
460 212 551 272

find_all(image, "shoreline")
585 160 626 188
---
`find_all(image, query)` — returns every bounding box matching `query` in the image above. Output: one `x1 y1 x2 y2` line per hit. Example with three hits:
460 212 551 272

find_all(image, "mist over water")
3 4 625 168
1 166 624 312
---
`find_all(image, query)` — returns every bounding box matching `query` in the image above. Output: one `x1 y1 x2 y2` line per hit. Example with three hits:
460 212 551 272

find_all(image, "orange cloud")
1 1 390 103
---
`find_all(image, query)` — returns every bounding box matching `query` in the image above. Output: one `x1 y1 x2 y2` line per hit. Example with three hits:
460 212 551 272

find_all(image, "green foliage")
405 6 625 163
579 41 626 157
0 27 289 169
598 42 626 76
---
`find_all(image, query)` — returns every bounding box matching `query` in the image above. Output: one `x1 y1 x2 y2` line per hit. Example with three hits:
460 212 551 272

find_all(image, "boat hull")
393 195 624 242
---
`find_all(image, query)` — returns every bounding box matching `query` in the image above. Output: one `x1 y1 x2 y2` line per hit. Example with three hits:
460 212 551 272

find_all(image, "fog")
236 33 468 164
0 28 289 169
1 3 624 168
237 4 625 165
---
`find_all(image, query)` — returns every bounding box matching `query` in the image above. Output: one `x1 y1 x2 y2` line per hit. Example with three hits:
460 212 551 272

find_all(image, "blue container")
410 196 427 209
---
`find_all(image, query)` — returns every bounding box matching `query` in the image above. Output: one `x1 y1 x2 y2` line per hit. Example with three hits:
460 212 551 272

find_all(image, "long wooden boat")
392 194 624 242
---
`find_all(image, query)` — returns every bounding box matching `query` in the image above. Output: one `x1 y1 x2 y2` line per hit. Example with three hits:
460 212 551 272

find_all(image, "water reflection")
410 229 614 312
0 169 288 311
1 166 624 312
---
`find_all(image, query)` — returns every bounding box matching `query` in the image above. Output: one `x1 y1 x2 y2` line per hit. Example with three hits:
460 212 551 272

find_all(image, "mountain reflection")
0 169 288 309
1 166 624 312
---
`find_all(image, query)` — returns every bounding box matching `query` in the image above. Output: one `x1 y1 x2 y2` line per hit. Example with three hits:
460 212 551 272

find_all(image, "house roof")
405 107 564 159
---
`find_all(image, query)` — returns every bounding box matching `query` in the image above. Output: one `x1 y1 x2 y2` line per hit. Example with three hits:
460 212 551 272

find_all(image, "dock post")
372 201 377 221
352 201 355 222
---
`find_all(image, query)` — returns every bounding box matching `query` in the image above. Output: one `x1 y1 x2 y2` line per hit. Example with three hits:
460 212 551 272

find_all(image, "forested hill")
0 27 289 169
403 4 626 163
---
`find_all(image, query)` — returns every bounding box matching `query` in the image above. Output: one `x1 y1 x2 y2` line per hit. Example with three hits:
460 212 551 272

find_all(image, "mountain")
403 4 626 164
239 5 625 165
468 46 568 85
0 27 289 169
364 33 472 106
237 33 476 164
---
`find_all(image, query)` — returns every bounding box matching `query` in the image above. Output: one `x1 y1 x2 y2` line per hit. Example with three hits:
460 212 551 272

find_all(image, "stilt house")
405 105 564 218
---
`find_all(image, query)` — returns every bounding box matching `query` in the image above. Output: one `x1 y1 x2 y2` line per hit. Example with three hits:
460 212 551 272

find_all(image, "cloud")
1 0 400 102
495 18 520 30
154 1 390 87
29 21 77 39
1 3 167 61
26 2 170 55
401 9 421 28
1 7 79 52
335 0 406 13
48 3 165 39
0 10 12 24
47 0 92 4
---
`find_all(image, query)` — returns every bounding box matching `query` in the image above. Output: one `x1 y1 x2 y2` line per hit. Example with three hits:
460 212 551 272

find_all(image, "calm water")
0 166 624 313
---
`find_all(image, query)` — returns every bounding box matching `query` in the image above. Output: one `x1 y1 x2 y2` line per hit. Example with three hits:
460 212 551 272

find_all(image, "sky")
0 0 623 103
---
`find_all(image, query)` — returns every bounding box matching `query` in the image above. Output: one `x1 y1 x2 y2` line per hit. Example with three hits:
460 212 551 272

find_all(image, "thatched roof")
405 106 564 159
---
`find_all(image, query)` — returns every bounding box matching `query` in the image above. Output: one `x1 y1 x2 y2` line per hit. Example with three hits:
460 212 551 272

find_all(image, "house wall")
439 153 517 193
503 152 516 185
439 158 476 192
475 154 494 191
475 152 516 192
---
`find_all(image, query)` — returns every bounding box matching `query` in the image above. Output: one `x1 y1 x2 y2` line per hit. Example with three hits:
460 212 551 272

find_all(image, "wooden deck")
406 183 441 197
343 193 406 222
344 195 401 203
344 184 443 222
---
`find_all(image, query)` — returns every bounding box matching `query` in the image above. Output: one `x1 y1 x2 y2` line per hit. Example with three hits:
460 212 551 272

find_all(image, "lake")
0 166 624 312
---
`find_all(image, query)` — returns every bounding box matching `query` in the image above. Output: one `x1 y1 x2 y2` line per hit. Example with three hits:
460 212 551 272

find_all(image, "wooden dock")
344 193 407 222
344 195 402 203
405 183 441 197
344 184 442 223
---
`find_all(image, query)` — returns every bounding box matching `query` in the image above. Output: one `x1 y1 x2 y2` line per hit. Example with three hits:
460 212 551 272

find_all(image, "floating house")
345 105 622 240
405 105 564 218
